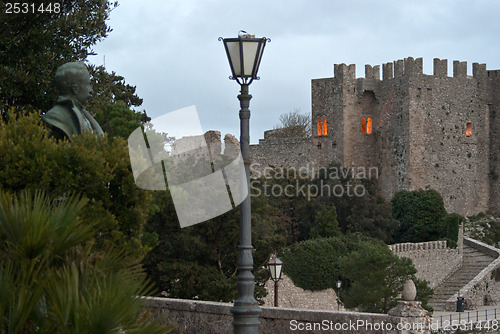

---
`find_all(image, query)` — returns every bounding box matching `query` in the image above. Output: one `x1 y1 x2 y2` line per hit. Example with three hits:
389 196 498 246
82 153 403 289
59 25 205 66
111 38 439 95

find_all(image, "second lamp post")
268 254 284 307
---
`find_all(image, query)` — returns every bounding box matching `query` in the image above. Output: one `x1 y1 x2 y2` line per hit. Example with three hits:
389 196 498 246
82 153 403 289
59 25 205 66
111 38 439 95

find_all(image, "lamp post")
268 254 284 307
220 32 270 334
336 279 342 311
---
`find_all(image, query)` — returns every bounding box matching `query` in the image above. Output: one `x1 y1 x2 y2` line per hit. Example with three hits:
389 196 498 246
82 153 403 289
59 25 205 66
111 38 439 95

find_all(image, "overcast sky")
88 0 500 144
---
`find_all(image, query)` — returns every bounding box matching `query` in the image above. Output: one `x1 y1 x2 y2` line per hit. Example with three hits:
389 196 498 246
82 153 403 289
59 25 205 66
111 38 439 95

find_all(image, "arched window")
361 117 366 134
317 119 322 136
367 118 372 134
322 118 327 135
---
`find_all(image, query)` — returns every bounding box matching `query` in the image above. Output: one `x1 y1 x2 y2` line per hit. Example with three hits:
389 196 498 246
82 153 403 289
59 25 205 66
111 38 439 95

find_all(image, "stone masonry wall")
250 133 315 173
489 70 500 216
143 297 431 334
405 59 490 217
261 275 340 311
311 77 343 167
389 240 462 289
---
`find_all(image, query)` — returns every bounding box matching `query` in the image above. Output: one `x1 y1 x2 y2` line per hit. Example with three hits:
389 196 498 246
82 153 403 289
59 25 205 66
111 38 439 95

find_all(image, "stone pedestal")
388 301 430 334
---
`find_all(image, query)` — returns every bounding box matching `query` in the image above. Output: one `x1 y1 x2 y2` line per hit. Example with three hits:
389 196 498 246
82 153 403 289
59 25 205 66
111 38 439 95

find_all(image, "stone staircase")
429 243 496 311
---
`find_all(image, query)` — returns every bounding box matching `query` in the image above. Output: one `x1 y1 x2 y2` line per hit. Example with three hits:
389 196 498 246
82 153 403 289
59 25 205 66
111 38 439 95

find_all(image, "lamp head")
220 32 270 85
268 254 283 282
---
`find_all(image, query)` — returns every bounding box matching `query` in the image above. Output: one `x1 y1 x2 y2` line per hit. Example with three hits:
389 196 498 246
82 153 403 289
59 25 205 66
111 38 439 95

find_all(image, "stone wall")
489 70 500 216
389 238 462 289
261 275 340 311
445 237 500 310
250 131 316 173
143 297 431 334
311 77 343 167
405 59 490 217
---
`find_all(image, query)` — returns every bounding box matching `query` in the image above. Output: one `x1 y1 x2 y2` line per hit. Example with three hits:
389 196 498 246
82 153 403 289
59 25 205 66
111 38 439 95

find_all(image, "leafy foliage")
0 1 148 142
250 167 319 244
440 213 463 248
0 0 118 114
88 65 150 139
142 183 286 303
312 164 399 243
279 236 349 291
0 190 173 333
392 189 461 245
465 215 500 248
279 234 432 313
309 205 341 239
414 277 434 313
0 111 154 260
339 240 416 313
251 164 398 244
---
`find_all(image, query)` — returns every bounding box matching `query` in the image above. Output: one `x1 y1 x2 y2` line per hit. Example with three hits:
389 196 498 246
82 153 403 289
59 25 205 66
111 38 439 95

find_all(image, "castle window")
466 122 472 137
317 118 327 136
361 117 366 134
367 118 373 134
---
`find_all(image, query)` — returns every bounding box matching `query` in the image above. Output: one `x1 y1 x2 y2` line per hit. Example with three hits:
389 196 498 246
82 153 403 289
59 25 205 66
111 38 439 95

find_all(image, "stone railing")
445 237 500 311
142 296 431 334
388 240 448 253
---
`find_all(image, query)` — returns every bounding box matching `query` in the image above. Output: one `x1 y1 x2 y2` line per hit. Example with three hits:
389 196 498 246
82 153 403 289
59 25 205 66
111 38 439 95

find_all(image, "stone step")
429 243 496 311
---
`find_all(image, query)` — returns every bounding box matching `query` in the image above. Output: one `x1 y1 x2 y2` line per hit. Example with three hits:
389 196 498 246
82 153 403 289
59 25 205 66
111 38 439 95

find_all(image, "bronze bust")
43 62 104 140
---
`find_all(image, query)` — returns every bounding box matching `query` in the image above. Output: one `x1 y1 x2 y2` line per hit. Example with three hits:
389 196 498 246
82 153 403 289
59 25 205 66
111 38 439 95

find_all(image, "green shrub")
0 111 153 260
279 234 430 313
0 190 172 333
392 189 461 244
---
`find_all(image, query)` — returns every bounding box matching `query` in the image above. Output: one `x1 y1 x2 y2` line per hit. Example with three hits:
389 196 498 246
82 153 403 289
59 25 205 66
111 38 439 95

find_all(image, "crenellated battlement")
434 58 448 77
333 63 356 81
473 62 487 78
332 57 491 81
364 64 380 79
453 60 467 77
488 70 500 77
389 240 448 253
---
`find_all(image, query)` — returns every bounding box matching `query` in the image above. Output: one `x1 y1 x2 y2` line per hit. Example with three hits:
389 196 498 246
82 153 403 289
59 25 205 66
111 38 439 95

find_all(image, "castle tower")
312 57 498 216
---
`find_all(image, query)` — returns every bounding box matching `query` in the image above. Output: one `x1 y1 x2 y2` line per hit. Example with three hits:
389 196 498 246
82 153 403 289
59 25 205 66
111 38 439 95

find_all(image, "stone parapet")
389 241 448 253
445 238 500 311
142 297 431 334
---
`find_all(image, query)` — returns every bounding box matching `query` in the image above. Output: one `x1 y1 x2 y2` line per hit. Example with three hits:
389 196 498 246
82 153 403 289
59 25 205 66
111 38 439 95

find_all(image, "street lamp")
336 279 342 311
268 254 284 307
220 31 270 334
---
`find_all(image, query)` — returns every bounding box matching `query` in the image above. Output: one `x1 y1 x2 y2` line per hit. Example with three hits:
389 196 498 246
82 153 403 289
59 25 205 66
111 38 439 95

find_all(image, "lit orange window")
466 122 472 137
361 118 366 134
317 119 322 136
322 118 327 135
367 118 372 134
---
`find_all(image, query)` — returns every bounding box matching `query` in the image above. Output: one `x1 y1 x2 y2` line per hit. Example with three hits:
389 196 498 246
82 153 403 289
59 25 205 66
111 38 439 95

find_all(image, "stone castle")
251 57 500 217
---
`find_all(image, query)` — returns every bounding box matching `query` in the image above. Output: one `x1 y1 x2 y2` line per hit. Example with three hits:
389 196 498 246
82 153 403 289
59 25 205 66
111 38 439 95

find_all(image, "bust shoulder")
43 99 81 140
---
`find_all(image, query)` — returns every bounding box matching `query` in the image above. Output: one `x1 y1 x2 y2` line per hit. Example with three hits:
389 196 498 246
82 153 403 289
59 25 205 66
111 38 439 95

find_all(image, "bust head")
55 62 93 106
